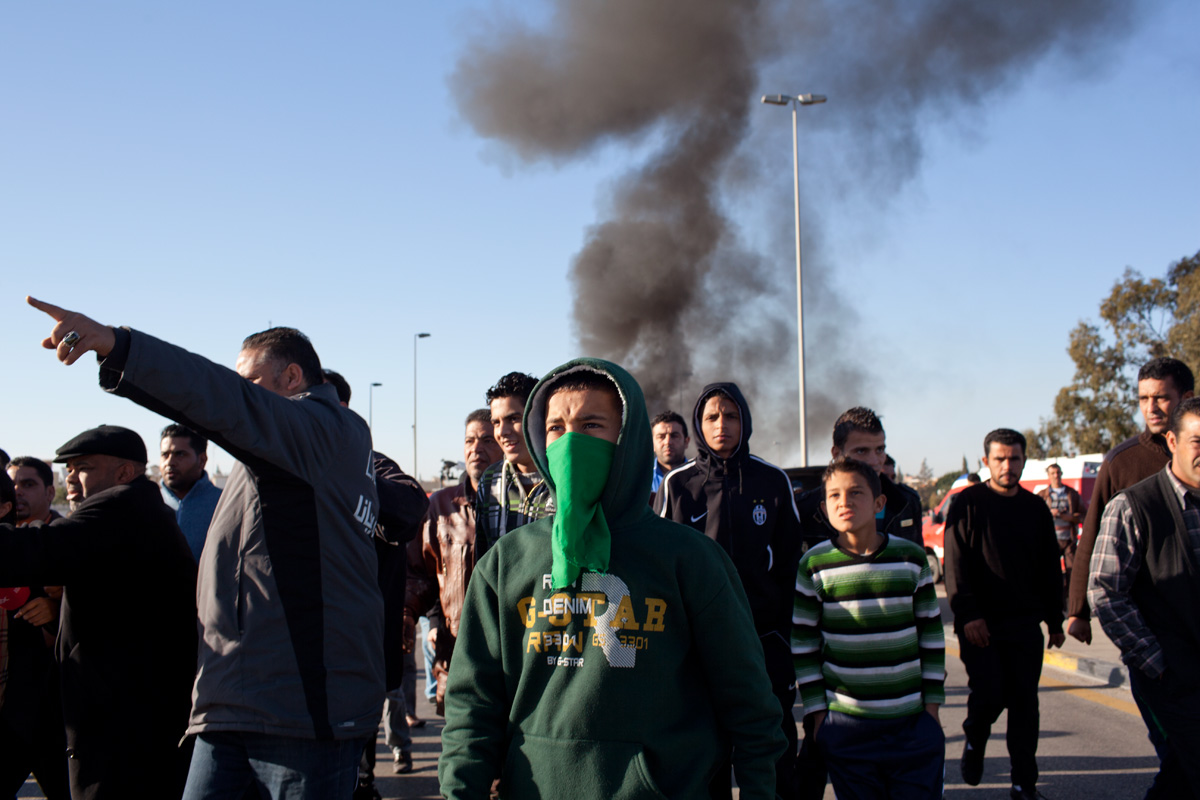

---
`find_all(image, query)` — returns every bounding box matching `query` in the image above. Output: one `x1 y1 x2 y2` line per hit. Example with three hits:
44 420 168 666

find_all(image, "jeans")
183 731 366 800
420 616 437 701
817 711 945 799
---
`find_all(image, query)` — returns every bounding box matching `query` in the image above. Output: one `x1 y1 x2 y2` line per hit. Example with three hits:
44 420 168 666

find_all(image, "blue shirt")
160 471 222 562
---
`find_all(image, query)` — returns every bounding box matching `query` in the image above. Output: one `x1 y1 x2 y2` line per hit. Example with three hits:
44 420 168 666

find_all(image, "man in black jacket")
0 425 197 800
796 407 923 551
654 382 802 799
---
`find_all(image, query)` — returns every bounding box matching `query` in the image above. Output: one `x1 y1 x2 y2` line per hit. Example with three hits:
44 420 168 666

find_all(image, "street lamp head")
416 332 431 339
797 94 827 105
761 94 790 106
371 382 382 388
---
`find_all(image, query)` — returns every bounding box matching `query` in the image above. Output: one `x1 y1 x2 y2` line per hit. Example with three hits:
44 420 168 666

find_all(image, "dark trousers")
0 716 70 800
816 710 945 799
1130 667 1200 799
959 621 1044 789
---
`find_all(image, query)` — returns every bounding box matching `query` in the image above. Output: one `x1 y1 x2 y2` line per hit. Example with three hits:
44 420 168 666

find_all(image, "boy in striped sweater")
793 457 946 798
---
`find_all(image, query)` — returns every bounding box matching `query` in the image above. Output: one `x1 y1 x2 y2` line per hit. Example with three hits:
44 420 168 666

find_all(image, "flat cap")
54 425 147 464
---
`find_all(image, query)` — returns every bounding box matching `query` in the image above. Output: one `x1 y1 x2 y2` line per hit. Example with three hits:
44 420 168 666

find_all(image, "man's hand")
963 618 990 648
26 296 116 365
804 710 827 740
426 626 438 648
925 703 941 725
15 596 60 627
1067 615 1093 644
1048 632 1066 649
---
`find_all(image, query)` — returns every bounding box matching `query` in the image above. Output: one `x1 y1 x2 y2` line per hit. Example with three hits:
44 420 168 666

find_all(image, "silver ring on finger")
63 331 81 347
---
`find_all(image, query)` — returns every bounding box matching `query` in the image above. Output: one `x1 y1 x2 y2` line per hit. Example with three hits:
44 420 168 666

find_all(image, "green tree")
1040 251 1199 455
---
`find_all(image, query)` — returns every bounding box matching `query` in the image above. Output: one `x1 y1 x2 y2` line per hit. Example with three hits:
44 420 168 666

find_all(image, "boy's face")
491 395 530 465
700 395 741 459
821 469 885 535
545 388 622 446
832 430 887 474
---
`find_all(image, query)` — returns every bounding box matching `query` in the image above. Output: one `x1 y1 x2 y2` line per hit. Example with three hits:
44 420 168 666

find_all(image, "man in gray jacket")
28 297 384 800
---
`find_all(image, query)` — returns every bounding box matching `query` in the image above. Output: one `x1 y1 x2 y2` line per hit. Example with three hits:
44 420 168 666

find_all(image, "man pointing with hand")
27 296 386 800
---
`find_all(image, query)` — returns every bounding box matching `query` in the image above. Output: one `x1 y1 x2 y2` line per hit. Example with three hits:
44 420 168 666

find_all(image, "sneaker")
1011 786 1048 799
960 742 985 786
406 714 426 728
394 750 413 774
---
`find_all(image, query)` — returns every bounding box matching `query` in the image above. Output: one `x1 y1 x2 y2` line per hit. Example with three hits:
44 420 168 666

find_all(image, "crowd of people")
0 296 1196 800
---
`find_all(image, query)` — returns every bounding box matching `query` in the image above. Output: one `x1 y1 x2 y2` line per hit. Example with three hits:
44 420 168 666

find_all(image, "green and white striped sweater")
792 534 945 718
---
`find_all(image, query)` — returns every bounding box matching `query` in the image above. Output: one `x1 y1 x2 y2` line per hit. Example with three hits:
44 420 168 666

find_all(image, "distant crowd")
0 296 1196 800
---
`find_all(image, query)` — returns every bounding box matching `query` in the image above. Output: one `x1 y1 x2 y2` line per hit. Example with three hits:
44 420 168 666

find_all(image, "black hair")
0 470 13 524
651 411 689 439
983 428 1026 457
967 473 982 484
1138 357 1195 395
833 407 884 450
1046 463 1062 474
884 454 896 467
545 371 621 405
241 327 323 390
8 456 54 489
822 456 882 498
160 424 208 455
322 369 352 404
0 448 9 470
485 372 540 405
1170 396 1200 435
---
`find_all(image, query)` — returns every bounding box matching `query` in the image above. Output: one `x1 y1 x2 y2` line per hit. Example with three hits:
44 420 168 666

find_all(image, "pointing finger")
27 296 68 321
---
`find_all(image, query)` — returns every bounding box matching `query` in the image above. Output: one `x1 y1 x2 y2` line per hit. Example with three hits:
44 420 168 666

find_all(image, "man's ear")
116 461 143 485
1167 430 1178 455
831 446 842 459
198 451 208 471
282 363 306 393
874 493 887 514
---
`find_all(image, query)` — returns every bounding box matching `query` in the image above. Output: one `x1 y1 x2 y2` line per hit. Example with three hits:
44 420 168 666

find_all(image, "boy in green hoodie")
439 358 785 799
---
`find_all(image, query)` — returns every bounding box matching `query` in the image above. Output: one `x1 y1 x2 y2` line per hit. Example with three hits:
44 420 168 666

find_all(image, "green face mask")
545 432 616 590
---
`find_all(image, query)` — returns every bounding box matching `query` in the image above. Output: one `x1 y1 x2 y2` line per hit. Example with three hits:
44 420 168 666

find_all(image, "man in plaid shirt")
1090 396 1200 799
475 372 554 557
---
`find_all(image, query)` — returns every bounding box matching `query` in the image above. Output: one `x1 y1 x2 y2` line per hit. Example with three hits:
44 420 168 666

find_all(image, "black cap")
54 425 148 464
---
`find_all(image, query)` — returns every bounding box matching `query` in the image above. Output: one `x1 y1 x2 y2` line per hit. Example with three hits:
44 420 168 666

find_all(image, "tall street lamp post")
413 333 431 478
368 382 382 432
761 92 826 467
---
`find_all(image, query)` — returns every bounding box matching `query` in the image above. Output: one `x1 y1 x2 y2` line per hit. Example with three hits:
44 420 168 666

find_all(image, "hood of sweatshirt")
692 381 753 468
524 358 653 531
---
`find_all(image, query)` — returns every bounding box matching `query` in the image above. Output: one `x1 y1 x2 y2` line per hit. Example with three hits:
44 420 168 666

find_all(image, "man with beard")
407 408 504 720
946 429 1064 800
649 410 689 496
159 424 223 562
0 426 197 799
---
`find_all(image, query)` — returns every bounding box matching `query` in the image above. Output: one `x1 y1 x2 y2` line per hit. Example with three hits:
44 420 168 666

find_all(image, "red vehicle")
922 455 1101 583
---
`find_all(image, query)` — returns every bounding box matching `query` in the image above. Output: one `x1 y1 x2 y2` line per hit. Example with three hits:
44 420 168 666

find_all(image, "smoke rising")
452 0 1136 463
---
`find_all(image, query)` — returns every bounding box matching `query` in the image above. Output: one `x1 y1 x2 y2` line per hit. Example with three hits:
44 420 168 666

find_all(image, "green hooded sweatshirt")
439 358 785 799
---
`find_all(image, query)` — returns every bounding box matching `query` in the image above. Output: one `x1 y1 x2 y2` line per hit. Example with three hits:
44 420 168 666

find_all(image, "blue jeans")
183 731 366 800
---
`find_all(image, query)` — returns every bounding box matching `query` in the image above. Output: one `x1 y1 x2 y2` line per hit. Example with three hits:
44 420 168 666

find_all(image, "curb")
943 628 1129 688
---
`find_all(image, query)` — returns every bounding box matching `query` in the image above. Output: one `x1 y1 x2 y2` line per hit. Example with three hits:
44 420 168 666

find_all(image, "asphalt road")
20 636 1159 799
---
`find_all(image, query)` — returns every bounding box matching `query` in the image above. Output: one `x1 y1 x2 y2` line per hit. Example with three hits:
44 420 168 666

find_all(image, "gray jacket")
100 328 383 740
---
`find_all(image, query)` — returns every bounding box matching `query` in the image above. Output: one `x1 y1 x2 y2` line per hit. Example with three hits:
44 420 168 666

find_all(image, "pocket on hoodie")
502 731 669 800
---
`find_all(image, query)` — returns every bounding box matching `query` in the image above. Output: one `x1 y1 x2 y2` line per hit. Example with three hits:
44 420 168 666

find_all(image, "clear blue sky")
3 1 1197 482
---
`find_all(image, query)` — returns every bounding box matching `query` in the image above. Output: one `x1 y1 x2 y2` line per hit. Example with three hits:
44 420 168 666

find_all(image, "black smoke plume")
452 0 1136 463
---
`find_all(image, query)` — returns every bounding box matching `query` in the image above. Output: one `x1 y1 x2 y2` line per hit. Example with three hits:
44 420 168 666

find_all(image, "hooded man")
439 359 785 800
654 382 803 798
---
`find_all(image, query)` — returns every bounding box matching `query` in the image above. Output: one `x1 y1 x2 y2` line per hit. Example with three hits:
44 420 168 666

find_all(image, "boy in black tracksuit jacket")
654 381 803 799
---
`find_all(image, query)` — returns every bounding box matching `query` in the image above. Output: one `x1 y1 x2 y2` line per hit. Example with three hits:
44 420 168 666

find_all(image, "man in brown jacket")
408 409 503 714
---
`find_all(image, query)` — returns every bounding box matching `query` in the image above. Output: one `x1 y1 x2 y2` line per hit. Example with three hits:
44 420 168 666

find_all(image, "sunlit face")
1167 412 1200 489
822 469 886 536
1139 377 1188 435
545 389 622 446
7 465 55 524
161 436 207 494
490 395 531 467
464 420 503 484
64 454 132 503
651 421 688 469
236 348 297 397
701 395 741 459
834 430 887 474
1046 465 1063 489
985 442 1026 493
